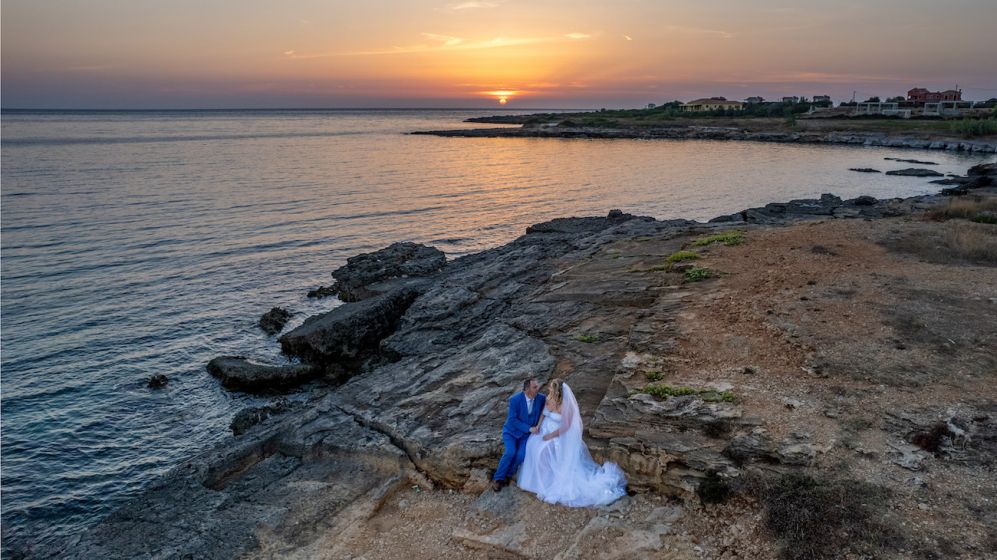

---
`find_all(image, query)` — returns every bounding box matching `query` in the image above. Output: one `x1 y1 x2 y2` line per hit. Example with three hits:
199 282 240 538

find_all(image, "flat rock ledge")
206 356 316 392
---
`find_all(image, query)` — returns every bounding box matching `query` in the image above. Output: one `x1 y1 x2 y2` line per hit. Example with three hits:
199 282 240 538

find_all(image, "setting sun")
483 90 518 105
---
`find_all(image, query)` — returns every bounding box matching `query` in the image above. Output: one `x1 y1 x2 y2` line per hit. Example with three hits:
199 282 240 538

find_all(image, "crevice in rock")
331 405 446 487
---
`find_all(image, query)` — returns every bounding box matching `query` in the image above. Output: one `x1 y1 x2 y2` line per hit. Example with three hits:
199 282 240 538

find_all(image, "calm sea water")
1 109 994 551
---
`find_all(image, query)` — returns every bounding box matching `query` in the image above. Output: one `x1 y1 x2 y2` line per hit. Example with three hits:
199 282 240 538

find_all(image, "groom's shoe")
491 480 503 492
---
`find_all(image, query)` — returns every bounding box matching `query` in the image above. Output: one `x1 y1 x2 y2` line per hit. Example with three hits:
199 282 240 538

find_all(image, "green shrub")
575 334 599 343
692 230 745 247
665 250 700 263
684 267 718 282
644 370 664 381
637 384 734 402
949 117 997 138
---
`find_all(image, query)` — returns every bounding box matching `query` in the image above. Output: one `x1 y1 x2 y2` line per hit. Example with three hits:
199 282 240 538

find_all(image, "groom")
492 376 546 492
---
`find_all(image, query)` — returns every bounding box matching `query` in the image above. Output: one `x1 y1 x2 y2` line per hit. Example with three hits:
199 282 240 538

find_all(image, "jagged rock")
147 374 168 389
849 168 881 173
206 356 316 392
526 209 652 234
885 168 944 177
64 172 997 558
967 162 997 176
230 398 296 435
306 285 337 298
888 442 929 471
886 405 997 466
279 286 421 365
329 241 446 302
851 195 878 206
724 428 776 464
885 157 938 165
777 438 817 466
258 306 292 335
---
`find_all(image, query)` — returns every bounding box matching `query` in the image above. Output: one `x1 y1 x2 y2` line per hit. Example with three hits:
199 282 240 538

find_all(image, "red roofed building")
907 87 962 105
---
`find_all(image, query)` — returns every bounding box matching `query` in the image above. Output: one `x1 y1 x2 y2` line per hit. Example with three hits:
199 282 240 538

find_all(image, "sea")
1 108 994 552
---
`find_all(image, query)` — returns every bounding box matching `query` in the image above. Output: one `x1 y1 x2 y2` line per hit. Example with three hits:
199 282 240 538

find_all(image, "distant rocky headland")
412 113 997 153
49 163 996 560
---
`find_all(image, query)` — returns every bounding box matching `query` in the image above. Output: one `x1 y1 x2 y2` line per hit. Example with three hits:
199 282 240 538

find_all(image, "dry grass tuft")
750 472 902 560
944 222 997 263
885 221 997 266
929 194 997 221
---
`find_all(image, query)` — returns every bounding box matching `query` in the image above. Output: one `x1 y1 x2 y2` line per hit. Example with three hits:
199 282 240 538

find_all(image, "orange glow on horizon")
482 89 520 105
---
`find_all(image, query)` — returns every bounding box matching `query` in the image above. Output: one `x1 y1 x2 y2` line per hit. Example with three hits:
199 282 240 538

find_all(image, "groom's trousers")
493 432 528 481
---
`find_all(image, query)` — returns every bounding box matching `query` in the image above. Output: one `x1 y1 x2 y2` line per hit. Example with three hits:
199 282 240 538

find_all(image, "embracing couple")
491 376 627 507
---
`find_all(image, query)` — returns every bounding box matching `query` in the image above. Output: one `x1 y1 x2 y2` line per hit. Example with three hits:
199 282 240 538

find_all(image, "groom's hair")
522 376 536 390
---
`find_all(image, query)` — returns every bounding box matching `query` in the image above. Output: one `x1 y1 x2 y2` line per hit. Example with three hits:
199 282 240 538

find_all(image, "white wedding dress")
517 383 627 507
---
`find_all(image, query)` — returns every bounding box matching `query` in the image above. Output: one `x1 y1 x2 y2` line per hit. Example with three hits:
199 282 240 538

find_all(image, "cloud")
443 1 499 11
284 31 587 59
349 35 559 56
664 25 733 39
422 33 465 46
623 34 633 41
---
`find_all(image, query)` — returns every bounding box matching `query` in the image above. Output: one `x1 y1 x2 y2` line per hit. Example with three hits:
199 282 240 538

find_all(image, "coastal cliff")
55 165 996 560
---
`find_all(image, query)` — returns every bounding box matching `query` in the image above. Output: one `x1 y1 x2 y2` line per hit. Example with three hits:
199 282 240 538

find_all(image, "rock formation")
64 166 997 558
258 307 292 335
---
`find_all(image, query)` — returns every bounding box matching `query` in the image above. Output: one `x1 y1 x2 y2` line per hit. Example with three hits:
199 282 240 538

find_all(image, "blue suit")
493 391 546 482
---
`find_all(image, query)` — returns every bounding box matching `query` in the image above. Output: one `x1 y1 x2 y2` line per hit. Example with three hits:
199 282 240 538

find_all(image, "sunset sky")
3 0 996 109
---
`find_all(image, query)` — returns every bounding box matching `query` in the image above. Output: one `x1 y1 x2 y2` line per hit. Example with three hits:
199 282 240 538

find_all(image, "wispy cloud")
664 25 733 39
623 34 633 41
351 36 548 56
282 31 592 60
442 1 499 11
422 33 464 46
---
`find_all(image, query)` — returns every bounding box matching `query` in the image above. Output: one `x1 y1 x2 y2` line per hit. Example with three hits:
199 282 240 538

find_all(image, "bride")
517 378 627 507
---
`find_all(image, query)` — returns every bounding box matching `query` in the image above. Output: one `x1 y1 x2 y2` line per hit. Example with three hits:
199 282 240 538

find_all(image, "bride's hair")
546 378 564 406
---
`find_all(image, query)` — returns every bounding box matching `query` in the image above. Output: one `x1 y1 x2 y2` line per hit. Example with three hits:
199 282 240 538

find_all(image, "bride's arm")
530 413 544 434
542 413 571 441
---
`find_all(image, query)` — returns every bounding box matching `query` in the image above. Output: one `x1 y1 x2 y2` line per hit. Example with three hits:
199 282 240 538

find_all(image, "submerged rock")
849 168 881 173
329 241 446 302
885 157 938 165
885 168 944 177
258 306 292 335
306 284 337 299
206 356 316 392
146 374 168 389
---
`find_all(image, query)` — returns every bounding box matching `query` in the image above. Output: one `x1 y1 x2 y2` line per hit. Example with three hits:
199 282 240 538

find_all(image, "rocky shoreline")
45 163 997 559
412 125 997 153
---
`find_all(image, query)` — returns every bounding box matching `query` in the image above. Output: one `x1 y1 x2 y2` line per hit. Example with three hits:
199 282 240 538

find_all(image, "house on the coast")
782 96 800 103
681 97 745 112
745 96 765 104
907 87 962 106
813 95 832 104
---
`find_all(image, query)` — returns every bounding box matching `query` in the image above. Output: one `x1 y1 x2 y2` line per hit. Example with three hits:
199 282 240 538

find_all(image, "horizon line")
0 106 591 112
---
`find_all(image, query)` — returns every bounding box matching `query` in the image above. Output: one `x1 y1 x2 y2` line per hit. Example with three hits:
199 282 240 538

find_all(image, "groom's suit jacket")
502 391 546 439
